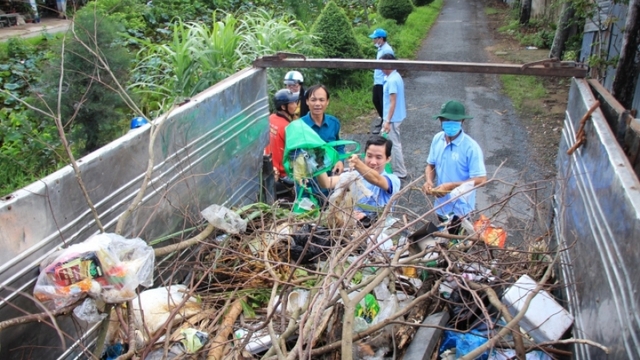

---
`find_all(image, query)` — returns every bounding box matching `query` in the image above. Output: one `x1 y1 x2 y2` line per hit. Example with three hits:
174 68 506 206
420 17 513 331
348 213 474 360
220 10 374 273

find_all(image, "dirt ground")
478 0 569 178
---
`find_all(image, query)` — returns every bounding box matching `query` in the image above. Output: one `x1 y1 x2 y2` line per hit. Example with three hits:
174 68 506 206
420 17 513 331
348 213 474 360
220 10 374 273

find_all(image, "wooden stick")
207 297 246 360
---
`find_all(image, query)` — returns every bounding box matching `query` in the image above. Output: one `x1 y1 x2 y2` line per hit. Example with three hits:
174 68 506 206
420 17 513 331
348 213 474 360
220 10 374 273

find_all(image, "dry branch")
208 297 246 360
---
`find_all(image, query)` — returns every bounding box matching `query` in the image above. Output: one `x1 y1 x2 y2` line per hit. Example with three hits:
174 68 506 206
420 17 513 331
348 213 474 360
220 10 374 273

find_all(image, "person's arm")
433 176 486 193
348 155 389 191
382 93 396 134
316 172 340 189
422 164 436 195
332 120 345 174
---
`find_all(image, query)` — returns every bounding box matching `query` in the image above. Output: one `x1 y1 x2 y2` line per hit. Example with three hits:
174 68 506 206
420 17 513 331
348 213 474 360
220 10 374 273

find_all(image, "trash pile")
23 194 585 360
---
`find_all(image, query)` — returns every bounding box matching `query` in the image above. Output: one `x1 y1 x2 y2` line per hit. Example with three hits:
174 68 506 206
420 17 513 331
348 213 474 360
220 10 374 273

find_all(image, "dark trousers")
438 214 462 235
372 84 384 119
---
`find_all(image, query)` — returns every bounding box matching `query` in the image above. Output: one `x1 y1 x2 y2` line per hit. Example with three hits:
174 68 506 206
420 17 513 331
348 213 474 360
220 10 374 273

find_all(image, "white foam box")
501 274 574 343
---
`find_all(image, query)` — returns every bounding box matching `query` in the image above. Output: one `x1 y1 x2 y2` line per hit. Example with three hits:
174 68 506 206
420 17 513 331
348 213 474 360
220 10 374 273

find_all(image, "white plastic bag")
201 204 247 234
34 233 155 310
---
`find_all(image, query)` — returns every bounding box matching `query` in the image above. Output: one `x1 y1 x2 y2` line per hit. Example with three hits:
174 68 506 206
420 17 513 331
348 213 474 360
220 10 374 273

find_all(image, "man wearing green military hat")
422 100 487 231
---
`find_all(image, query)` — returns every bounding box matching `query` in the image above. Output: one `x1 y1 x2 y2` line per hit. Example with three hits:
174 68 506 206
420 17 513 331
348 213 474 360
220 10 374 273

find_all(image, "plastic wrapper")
201 204 247 234
474 214 507 248
34 233 154 310
73 298 107 323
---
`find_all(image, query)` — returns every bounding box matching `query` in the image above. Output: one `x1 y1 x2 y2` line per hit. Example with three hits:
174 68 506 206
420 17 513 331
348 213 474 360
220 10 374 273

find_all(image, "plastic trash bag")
439 330 489 360
34 233 154 310
131 285 202 338
326 171 373 229
289 224 332 263
73 298 107 323
201 204 247 234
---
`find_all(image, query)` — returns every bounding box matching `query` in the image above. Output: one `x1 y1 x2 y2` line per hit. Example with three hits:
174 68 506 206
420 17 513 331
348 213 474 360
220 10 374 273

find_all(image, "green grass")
0 33 59 60
394 0 444 58
500 75 547 111
328 78 374 131
484 7 500 15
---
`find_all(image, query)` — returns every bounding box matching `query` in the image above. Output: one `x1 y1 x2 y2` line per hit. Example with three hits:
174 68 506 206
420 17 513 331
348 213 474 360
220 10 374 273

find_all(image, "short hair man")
422 101 487 229
318 135 401 221
380 53 408 179
368 28 394 127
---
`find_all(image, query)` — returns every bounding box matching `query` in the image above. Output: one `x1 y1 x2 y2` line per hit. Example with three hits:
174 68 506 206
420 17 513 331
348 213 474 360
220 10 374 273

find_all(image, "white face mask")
292 91 300 97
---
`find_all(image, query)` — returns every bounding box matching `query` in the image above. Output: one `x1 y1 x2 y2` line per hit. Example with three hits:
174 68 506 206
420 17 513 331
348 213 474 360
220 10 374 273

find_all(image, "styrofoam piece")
501 274 573 343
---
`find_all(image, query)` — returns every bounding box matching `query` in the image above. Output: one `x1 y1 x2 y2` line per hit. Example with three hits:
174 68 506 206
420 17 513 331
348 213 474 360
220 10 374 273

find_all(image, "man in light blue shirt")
423 100 486 229
317 136 401 222
380 54 408 179
369 28 394 127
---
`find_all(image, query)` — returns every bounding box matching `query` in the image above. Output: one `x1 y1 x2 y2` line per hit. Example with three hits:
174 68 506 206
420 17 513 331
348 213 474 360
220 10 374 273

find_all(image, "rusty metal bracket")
260 52 307 61
567 101 601 155
253 55 588 77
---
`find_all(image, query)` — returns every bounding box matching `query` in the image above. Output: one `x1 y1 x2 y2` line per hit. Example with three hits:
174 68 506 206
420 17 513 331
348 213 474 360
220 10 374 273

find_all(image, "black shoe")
372 128 381 135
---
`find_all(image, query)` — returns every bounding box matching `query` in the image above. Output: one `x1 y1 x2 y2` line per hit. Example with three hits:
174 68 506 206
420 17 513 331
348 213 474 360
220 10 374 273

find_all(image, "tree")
378 0 414 25
311 1 364 86
37 9 134 154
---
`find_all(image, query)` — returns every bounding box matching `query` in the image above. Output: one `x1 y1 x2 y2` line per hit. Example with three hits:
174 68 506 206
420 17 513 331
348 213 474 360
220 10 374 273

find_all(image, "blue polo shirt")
383 71 406 123
374 42 394 85
426 131 486 217
356 171 401 215
300 113 345 155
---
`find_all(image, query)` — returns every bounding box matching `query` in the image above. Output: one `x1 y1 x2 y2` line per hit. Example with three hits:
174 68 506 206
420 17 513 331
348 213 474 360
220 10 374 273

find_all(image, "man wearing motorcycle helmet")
283 71 309 118
265 89 299 198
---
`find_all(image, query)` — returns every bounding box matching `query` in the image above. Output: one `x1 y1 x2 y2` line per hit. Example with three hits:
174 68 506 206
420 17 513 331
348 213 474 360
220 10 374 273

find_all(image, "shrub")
412 0 434 6
378 0 414 25
37 9 134 154
311 1 364 86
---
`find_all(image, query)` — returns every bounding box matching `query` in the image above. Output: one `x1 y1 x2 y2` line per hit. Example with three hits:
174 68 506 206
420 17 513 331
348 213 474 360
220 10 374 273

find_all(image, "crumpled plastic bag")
131 285 202 338
326 171 373 229
34 233 154 310
201 204 247 234
73 298 107 323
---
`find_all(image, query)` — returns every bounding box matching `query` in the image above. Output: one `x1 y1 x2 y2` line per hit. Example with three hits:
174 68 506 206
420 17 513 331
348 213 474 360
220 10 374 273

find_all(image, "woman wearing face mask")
422 100 487 230
284 71 309 118
368 28 394 130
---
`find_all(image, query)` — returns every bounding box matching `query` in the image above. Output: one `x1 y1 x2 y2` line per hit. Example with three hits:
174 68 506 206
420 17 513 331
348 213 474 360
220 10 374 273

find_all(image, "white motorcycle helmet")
283 71 304 86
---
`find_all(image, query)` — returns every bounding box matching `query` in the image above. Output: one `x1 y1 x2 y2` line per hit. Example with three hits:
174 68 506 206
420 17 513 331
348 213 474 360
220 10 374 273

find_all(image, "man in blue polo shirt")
422 100 486 227
369 28 394 129
300 84 345 175
317 136 401 222
380 54 408 179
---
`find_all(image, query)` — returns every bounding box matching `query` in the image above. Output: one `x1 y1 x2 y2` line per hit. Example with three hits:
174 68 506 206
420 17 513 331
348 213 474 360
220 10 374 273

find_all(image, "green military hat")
433 100 474 120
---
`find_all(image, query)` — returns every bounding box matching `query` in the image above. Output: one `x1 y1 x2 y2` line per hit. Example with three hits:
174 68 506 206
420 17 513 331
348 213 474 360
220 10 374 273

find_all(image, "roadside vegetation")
0 0 444 196
485 1 580 175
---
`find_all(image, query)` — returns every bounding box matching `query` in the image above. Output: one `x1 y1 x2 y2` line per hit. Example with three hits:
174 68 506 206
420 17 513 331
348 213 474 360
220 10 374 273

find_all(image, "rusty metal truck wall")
0 68 269 359
555 78 640 359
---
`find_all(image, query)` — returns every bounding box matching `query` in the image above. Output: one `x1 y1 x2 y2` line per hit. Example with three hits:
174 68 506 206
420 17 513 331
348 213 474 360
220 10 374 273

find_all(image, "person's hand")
422 181 434 195
347 154 360 170
332 161 344 175
273 167 280 181
353 210 366 220
382 122 391 134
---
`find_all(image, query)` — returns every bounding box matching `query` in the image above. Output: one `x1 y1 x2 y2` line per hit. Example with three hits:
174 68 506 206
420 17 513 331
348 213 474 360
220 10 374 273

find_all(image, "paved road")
351 0 552 240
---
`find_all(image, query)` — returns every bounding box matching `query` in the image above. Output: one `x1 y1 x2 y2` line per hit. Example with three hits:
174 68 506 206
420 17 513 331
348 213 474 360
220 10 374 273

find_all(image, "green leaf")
240 299 256 319
4 83 20 91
